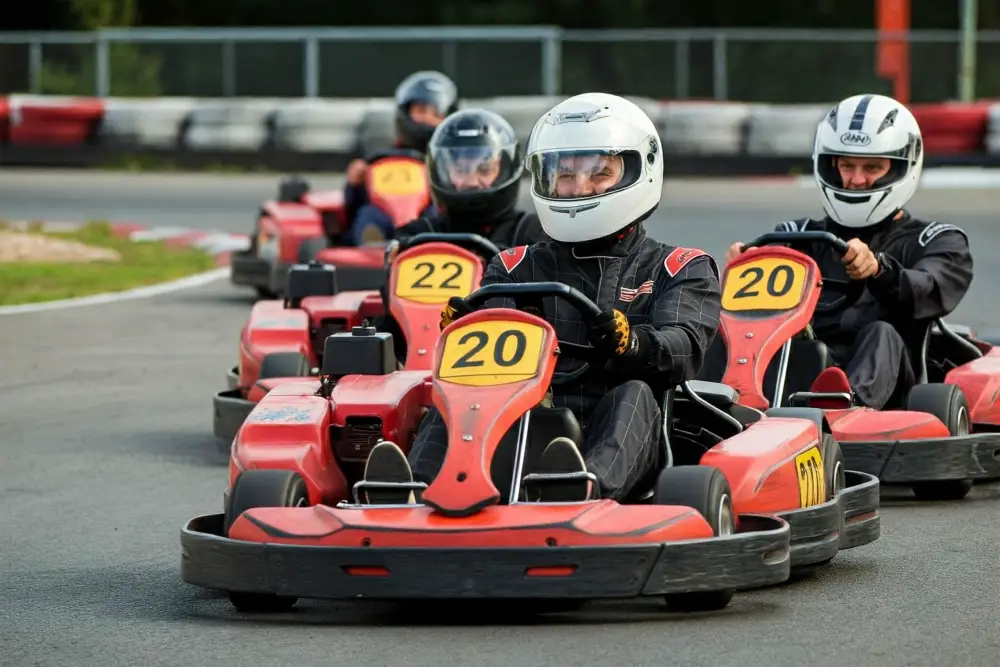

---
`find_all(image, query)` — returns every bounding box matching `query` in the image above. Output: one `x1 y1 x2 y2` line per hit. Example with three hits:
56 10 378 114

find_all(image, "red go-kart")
181 281 880 614
705 230 1000 501
212 232 500 447
229 148 431 299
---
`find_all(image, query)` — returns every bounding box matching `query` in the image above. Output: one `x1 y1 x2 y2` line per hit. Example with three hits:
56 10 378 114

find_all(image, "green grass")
0 221 217 306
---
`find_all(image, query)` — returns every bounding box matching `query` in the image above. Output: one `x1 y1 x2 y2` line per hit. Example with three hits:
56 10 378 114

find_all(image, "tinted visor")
430 143 519 193
527 149 643 201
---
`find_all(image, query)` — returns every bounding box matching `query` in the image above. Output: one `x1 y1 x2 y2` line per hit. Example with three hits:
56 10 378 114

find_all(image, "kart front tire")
258 351 312 380
653 465 736 612
224 469 309 612
906 384 974 501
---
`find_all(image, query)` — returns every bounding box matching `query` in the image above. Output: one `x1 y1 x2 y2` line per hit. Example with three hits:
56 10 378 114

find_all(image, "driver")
723 93 973 410
374 107 548 361
345 71 460 245
360 93 723 505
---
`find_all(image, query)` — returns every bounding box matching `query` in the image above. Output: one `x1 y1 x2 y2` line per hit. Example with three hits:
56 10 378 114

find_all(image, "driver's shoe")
526 437 595 503
362 441 416 505
359 223 388 246
808 367 856 409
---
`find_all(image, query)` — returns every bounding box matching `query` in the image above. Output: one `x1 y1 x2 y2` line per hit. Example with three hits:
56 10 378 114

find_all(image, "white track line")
0 267 230 316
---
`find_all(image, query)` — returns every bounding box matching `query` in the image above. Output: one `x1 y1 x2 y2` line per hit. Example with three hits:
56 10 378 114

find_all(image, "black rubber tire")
653 466 736 612
906 383 974 501
297 236 330 264
224 469 309 612
808 434 846 567
278 176 310 203
258 352 312 380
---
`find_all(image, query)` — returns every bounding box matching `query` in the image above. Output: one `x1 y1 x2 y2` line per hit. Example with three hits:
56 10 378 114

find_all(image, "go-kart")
212 232 499 447
181 282 880 614
229 148 431 299
701 230 1000 501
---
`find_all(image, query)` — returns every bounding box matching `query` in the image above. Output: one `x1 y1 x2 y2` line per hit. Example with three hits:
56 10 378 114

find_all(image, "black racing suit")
775 212 973 409
407 225 723 500
377 209 547 361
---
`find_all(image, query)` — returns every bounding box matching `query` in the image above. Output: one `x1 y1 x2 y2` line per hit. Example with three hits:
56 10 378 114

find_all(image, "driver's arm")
612 256 722 384
476 254 519 310
866 227 973 320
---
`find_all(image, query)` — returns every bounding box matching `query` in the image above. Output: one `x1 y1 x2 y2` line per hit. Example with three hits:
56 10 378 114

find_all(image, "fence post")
222 41 236 96
674 37 690 99
712 33 727 100
304 37 319 98
95 34 109 97
28 41 42 93
541 30 561 96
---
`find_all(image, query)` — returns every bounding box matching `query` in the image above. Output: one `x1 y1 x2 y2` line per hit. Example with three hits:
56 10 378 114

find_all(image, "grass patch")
0 221 217 306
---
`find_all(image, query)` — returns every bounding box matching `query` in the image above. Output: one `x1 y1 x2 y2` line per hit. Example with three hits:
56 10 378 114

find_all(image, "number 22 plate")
437 320 546 387
394 253 477 304
721 256 808 312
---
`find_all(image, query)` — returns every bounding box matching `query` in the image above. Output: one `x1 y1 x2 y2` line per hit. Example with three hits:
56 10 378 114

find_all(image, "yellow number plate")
794 446 824 507
721 256 808 312
394 253 477 304
437 320 546 387
370 162 425 196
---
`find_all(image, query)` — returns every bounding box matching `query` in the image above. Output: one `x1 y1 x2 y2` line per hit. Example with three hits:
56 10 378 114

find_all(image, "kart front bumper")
180 512 792 601
774 470 880 567
213 388 255 446
840 433 1000 483
230 249 289 296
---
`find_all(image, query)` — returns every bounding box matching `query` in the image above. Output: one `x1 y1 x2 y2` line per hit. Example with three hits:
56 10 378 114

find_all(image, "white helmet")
524 93 663 244
813 93 924 229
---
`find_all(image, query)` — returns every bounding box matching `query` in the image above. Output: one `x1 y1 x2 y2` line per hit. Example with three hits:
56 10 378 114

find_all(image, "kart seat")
490 406 584 504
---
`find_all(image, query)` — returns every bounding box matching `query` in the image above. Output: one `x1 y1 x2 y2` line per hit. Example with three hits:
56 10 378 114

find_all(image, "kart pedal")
523 437 596 503
362 441 418 505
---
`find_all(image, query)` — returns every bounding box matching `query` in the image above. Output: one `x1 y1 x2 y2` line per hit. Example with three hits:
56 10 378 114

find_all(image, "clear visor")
527 149 642 201
430 145 517 193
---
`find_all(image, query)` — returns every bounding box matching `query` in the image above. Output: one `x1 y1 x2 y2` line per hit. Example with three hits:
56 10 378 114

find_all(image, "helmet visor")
429 144 518 193
527 149 642 201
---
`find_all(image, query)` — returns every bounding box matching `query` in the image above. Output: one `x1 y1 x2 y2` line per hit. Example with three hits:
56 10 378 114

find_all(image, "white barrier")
987 104 1000 155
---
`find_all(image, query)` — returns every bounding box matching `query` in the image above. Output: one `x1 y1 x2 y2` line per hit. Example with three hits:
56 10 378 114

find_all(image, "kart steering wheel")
463 282 604 386
397 232 502 264
739 230 864 304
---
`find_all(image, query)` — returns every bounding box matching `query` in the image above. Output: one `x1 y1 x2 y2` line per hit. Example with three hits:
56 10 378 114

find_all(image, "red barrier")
0 97 8 143
912 103 990 154
6 96 105 146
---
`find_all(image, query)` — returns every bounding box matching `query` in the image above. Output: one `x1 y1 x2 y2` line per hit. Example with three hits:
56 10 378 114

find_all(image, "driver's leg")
362 407 447 504
844 321 914 409
349 205 394 246
533 380 660 502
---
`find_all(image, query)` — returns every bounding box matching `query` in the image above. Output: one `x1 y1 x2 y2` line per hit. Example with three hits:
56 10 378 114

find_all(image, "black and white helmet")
813 93 924 229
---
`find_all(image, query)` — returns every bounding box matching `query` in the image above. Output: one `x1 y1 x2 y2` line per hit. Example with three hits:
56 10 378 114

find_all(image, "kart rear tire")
653 466 736 612
258 351 312 380
906 384 974 501
224 469 309 612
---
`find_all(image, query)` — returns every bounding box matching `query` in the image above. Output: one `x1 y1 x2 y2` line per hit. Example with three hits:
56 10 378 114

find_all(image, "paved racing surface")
3 169 999 667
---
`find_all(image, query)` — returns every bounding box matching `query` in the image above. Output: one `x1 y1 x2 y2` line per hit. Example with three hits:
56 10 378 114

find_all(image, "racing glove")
440 296 475 330
588 309 641 359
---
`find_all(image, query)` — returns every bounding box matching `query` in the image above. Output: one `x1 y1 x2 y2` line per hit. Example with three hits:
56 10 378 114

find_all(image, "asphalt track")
3 169 1000 667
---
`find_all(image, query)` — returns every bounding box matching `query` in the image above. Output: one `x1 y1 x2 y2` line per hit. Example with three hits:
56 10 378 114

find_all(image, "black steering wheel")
463 282 604 386
365 147 426 163
739 230 863 302
397 232 501 263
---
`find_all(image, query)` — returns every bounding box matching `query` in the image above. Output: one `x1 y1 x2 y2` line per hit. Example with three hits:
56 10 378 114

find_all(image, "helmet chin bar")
820 185 896 228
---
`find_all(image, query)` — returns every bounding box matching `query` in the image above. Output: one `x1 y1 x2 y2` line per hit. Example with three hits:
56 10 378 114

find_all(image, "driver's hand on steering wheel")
346 158 368 186
841 238 881 280
724 242 745 264
589 309 640 359
439 296 475 330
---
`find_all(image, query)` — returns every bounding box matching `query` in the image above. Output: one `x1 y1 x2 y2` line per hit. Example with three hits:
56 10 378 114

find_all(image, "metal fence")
1 27 1000 103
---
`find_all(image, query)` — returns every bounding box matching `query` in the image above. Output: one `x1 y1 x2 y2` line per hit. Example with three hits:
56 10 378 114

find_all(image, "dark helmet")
426 108 523 229
393 71 459 153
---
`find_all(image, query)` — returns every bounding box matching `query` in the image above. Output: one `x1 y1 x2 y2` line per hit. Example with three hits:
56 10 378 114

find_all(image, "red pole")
876 0 911 104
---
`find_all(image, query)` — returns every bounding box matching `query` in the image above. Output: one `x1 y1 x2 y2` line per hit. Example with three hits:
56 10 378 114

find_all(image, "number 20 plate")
395 253 477 304
437 320 546 387
721 256 808 312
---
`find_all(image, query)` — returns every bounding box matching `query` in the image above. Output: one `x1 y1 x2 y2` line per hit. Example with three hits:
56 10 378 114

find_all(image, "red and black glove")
587 309 642 359
439 296 475 330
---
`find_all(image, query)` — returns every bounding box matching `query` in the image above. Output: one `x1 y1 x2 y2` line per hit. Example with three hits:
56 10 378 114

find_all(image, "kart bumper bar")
774 470 880 567
213 389 255 445
180 513 792 601
840 433 1000 483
